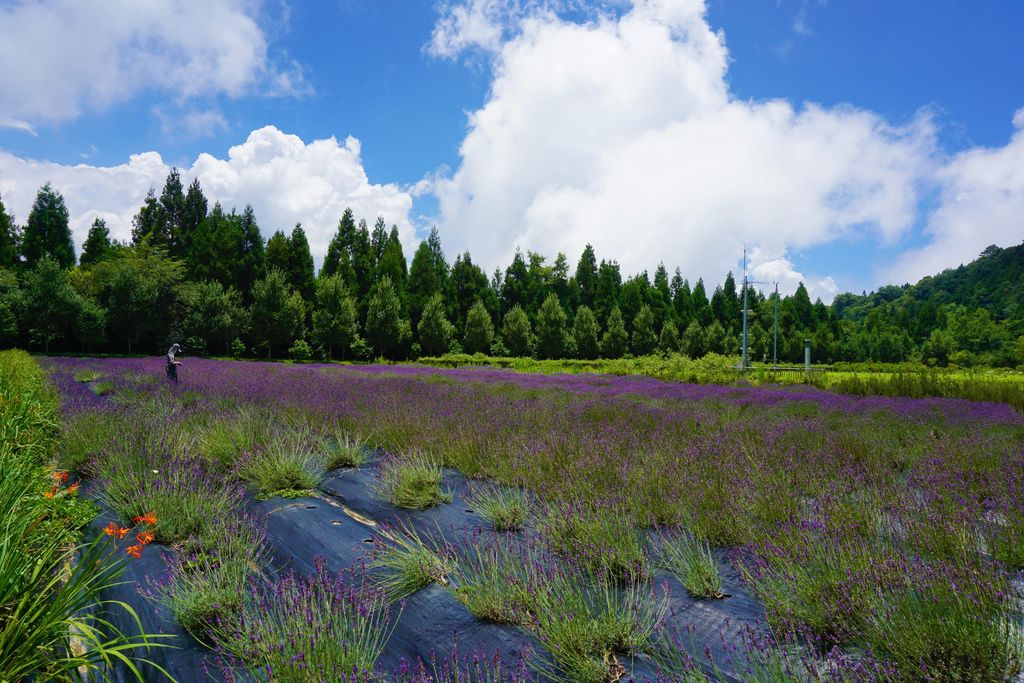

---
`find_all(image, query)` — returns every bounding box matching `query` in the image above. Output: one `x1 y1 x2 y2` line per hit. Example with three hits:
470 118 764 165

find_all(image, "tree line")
0 170 1021 367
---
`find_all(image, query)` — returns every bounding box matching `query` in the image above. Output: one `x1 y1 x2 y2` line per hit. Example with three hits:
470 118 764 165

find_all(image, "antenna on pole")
741 246 768 371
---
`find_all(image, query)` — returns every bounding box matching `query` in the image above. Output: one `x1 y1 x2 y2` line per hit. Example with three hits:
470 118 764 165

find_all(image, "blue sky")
1 0 1022 301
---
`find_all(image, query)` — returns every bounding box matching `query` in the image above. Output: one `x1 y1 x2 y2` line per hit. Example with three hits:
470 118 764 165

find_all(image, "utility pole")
740 247 768 371
773 282 779 369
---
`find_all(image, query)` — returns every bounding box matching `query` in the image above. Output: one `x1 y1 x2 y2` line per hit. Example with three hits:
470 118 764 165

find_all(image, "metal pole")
741 248 748 370
804 338 811 379
772 283 778 369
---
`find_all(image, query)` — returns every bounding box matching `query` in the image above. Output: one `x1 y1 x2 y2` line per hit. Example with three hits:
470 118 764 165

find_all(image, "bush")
288 339 313 362
466 484 531 531
238 428 326 497
368 522 455 601
229 337 246 358
656 531 723 599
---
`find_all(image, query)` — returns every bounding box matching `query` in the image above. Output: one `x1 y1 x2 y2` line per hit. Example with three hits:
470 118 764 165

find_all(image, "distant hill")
834 242 1024 332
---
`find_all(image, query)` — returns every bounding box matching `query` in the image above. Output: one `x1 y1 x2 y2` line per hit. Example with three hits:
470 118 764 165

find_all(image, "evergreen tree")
722 271 740 333
131 188 162 247
250 269 305 358
0 193 17 268
235 205 266 300
631 304 657 356
683 321 704 357
463 299 494 354
594 259 622 327
652 263 673 329
181 178 208 260
791 282 814 330
80 218 112 266
658 319 680 354
673 274 693 328
23 183 75 268
704 320 727 354
22 257 81 352
377 227 408 305
535 294 568 359
352 218 374 316
365 275 409 359
287 224 316 304
691 278 713 326
417 292 455 357
159 168 186 258
0 270 21 347
501 304 533 357
266 231 290 273
620 272 650 332
573 305 600 360
450 252 490 334
408 231 446 333
601 306 628 359
312 274 358 360
322 208 357 285
75 297 107 352
501 249 530 315
370 217 388 266
574 244 598 309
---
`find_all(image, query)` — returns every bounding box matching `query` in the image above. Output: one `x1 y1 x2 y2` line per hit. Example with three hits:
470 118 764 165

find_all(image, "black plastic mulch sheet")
83 513 227 683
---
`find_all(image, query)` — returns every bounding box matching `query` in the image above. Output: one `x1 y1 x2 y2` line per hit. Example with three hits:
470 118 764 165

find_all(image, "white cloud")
884 107 1024 283
0 0 309 129
431 0 936 301
0 126 414 266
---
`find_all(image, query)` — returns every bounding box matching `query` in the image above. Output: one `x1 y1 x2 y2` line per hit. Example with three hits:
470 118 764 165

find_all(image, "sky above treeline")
0 0 1022 302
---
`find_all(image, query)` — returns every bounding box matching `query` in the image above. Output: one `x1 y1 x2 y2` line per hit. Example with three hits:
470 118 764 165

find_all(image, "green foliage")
80 217 112 266
658 319 680 354
22 257 82 352
176 280 244 356
536 293 568 359
369 522 455 601
288 338 313 362
501 304 533 357
239 428 326 497
250 268 305 358
23 183 75 268
542 509 648 582
572 305 600 360
312 273 358 360
656 531 722 598
466 484 531 531
319 429 368 469
230 337 246 357
375 451 451 509
631 303 657 356
365 275 410 359
463 299 494 354
0 193 18 269
601 306 628 359
417 292 455 357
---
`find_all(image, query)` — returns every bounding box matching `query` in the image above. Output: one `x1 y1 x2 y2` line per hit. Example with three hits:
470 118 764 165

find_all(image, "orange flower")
43 487 57 499
103 521 120 537
133 512 157 526
66 482 79 495
125 544 143 559
136 530 155 545
52 471 69 483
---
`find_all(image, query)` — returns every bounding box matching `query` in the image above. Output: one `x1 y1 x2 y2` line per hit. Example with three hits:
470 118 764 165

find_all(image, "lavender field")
47 356 1024 682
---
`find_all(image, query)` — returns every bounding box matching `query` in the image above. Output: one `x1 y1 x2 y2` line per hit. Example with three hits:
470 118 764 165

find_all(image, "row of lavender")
47 356 1024 681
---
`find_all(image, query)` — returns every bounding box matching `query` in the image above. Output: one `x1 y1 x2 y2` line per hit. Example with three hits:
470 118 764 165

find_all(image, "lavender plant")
375 450 452 509
656 530 723 599
466 483 532 531
369 522 457 601
238 427 327 498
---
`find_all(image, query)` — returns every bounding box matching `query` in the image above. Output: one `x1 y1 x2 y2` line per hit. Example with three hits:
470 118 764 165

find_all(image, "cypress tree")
535 293 568 359
573 305 600 360
312 274 358 360
181 178 208 260
683 321 704 357
265 231 290 273
80 218 112 266
288 224 316 305
601 306 628 359
463 299 494 354
631 304 657 356
251 268 305 358
365 275 409 359
159 168 186 257
417 292 455 357
23 183 75 268
574 244 598 309
658 319 681 354
501 304 533 357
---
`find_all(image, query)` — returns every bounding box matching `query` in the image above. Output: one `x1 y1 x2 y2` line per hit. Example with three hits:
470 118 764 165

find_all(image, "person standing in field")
165 343 183 383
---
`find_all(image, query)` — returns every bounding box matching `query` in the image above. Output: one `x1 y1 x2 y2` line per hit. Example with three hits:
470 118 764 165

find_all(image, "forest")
0 169 1021 366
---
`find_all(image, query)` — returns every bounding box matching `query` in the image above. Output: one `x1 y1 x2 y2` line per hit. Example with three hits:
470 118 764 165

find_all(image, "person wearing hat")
166 343 183 383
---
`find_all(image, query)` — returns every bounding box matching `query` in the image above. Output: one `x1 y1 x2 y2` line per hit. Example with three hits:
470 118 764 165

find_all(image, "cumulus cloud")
431 0 937 300
0 126 414 266
0 0 309 129
884 107 1024 283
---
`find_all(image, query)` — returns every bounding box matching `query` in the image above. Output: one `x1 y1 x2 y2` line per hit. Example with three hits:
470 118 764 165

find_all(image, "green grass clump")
74 369 103 383
238 428 326 498
375 451 452 509
656 531 723 599
59 410 122 474
368 523 455 601
321 429 368 470
466 483 531 531
152 518 268 638
196 407 268 471
531 570 667 683
90 380 116 396
864 584 1024 682
452 540 537 624
542 509 648 582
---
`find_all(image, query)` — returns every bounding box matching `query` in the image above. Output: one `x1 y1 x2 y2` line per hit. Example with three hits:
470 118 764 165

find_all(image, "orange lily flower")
52 471 69 483
103 522 120 537
66 482 79 495
136 530 155 545
125 544 143 559
133 512 157 526
43 487 57 499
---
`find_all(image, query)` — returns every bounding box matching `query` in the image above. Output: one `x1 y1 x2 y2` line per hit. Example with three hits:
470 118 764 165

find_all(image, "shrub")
238 428 326 497
542 507 648 582
466 484 531 531
229 337 246 358
321 428 368 470
288 338 313 362
195 406 268 471
452 538 537 624
375 451 452 509
74 369 103 383
368 522 456 601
